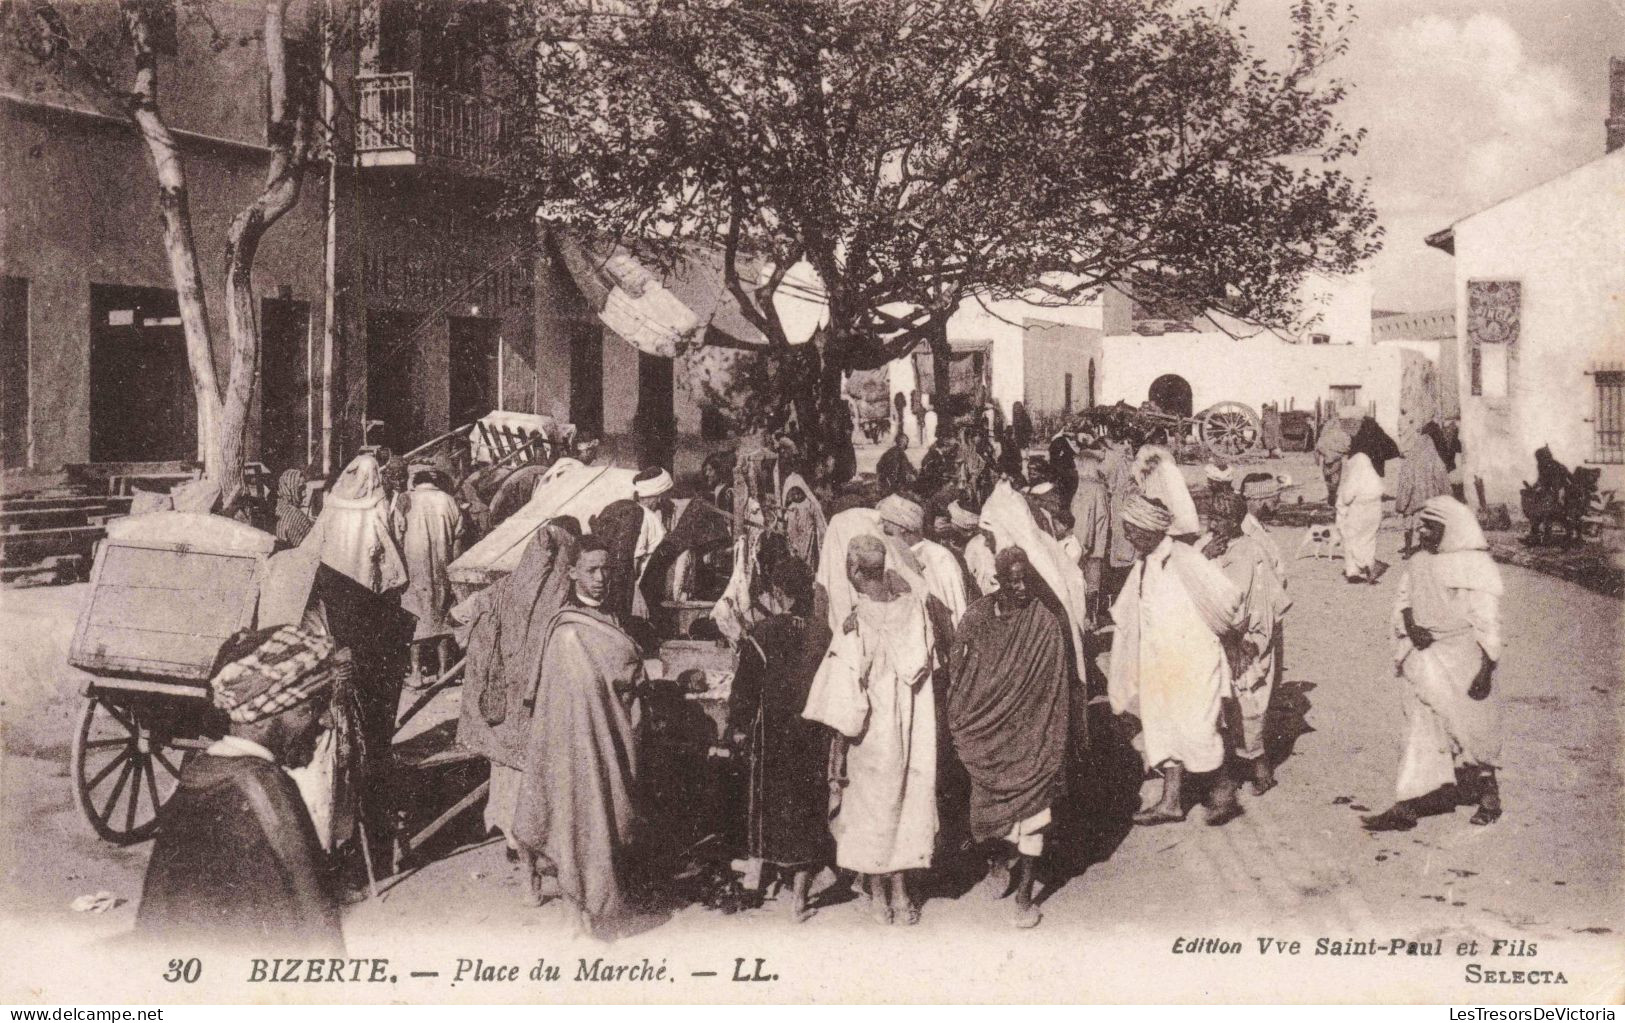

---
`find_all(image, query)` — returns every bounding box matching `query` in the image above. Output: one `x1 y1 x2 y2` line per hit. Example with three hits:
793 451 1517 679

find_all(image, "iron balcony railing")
356 71 499 172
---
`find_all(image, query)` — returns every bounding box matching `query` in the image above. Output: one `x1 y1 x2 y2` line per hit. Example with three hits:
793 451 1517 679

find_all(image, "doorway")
1 277 28 468
569 322 604 437
366 309 418 452
1148 373 1193 418
449 316 500 428
636 352 675 469
260 298 310 473
90 284 196 463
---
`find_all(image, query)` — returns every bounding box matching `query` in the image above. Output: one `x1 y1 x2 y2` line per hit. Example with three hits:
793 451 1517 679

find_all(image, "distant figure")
1363 497 1503 832
1070 450 1111 617
395 470 464 636
911 390 927 448
1315 415 1352 507
876 431 917 498
300 454 406 595
1047 427 1079 506
273 467 314 548
894 392 909 437
1338 419 1400 584
1394 423 1452 556
1260 404 1284 459
136 625 345 954
1012 401 1033 453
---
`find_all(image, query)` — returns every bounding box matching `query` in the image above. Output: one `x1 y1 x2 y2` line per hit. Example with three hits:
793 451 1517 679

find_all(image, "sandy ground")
2 448 1621 1003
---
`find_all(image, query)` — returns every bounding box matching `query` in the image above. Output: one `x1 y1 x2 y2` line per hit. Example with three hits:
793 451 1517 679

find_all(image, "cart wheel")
1200 402 1263 459
71 694 187 845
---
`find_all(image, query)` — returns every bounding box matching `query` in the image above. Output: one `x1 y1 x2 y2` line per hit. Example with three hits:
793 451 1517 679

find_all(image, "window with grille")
1594 371 1624 464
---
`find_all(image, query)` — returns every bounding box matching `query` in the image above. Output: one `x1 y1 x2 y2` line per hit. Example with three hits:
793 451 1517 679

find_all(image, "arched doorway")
1148 373 1192 418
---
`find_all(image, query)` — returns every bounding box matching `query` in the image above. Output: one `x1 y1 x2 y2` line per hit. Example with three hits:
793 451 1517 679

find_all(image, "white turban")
877 494 925 533
947 501 979 530
632 468 673 498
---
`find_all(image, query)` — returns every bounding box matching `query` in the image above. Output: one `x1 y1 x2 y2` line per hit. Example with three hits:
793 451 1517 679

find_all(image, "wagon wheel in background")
1198 402 1263 459
70 693 207 845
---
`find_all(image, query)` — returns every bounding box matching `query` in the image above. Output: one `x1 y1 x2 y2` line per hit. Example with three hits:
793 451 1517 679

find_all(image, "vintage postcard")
1 0 1621 1006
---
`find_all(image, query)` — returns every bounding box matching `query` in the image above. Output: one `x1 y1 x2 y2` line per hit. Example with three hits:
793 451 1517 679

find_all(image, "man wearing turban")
948 547 1070 928
1203 490 1291 796
1108 496 1246 827
135 625 345 954
878 493 968 629
1363 496 1504 831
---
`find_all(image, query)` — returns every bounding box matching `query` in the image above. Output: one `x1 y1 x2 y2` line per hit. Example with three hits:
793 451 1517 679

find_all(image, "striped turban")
1121 494 1173 533
209 625 349 725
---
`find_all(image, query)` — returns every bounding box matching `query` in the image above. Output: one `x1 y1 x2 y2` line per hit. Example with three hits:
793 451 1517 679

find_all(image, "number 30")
163 958 201 983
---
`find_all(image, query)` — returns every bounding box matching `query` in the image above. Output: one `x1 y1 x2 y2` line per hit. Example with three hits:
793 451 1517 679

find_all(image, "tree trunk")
122 2 222 480
927 318 954 423
217 0 306 506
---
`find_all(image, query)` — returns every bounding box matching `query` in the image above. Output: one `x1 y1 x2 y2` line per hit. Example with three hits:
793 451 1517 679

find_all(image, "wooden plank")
2 508 108 531
86 585 248 637
0 496 130 513
0 526 104 564
98 545 262 591
87 676 211 700
69 625 227 680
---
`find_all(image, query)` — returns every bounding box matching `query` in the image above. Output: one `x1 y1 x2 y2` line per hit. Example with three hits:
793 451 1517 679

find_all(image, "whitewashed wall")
1446 149 1625 511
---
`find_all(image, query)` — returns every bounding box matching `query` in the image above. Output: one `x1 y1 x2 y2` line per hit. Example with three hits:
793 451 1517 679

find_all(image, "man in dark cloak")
590 498 648 623
512 536 649 937
947 547 1070 929
135 624 345 954
726 553 833 922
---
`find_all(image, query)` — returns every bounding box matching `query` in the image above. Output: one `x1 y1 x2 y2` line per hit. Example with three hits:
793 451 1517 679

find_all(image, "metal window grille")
1595 371 1624 464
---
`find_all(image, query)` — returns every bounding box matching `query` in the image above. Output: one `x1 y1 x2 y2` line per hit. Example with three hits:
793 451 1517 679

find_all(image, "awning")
551 229 817 356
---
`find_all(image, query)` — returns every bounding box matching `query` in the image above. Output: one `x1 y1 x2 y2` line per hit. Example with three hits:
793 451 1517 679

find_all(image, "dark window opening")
90 284 196 463
449 315 500 427
260 298 310 474
1 277 29 469
366 309 418 452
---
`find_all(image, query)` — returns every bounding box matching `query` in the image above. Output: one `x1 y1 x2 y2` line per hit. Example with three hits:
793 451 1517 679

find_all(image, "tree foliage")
495 0 1381 433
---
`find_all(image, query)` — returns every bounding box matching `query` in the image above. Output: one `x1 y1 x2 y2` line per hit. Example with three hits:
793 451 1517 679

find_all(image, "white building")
1424 144 1625 513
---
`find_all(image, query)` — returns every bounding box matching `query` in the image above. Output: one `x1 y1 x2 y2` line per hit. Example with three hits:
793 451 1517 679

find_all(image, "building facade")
1425 146 1625 514
0 1 703 477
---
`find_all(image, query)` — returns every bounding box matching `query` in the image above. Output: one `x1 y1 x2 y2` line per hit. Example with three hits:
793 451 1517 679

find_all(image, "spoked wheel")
70 694 203 845
1199 402 1263 459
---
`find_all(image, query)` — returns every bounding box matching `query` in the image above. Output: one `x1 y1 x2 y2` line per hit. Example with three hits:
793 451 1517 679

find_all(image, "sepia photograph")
0 0 1620 1006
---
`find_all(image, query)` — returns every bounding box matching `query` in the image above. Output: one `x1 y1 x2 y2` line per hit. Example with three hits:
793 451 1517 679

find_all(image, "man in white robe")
878 494 968 629
1109 495 1245 826
1363 496 1504 831
828 535 937 925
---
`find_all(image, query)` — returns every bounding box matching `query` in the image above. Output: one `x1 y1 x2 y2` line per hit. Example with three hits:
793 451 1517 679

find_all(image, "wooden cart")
65 512 462 870
66 514 273 844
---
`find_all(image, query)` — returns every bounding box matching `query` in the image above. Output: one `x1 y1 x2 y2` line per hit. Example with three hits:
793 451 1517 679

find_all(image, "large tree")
496 0 1380 446
5 0 322 503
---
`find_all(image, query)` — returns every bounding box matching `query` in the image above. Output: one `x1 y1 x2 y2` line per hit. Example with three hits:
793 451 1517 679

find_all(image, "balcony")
355 72 499 175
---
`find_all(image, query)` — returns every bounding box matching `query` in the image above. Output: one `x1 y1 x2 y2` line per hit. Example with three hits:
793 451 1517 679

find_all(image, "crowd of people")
130 404 1505 952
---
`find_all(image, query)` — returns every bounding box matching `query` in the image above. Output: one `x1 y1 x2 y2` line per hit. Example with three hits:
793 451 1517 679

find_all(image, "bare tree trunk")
121 1 222 477
219 0 308 504
927 318 953 423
